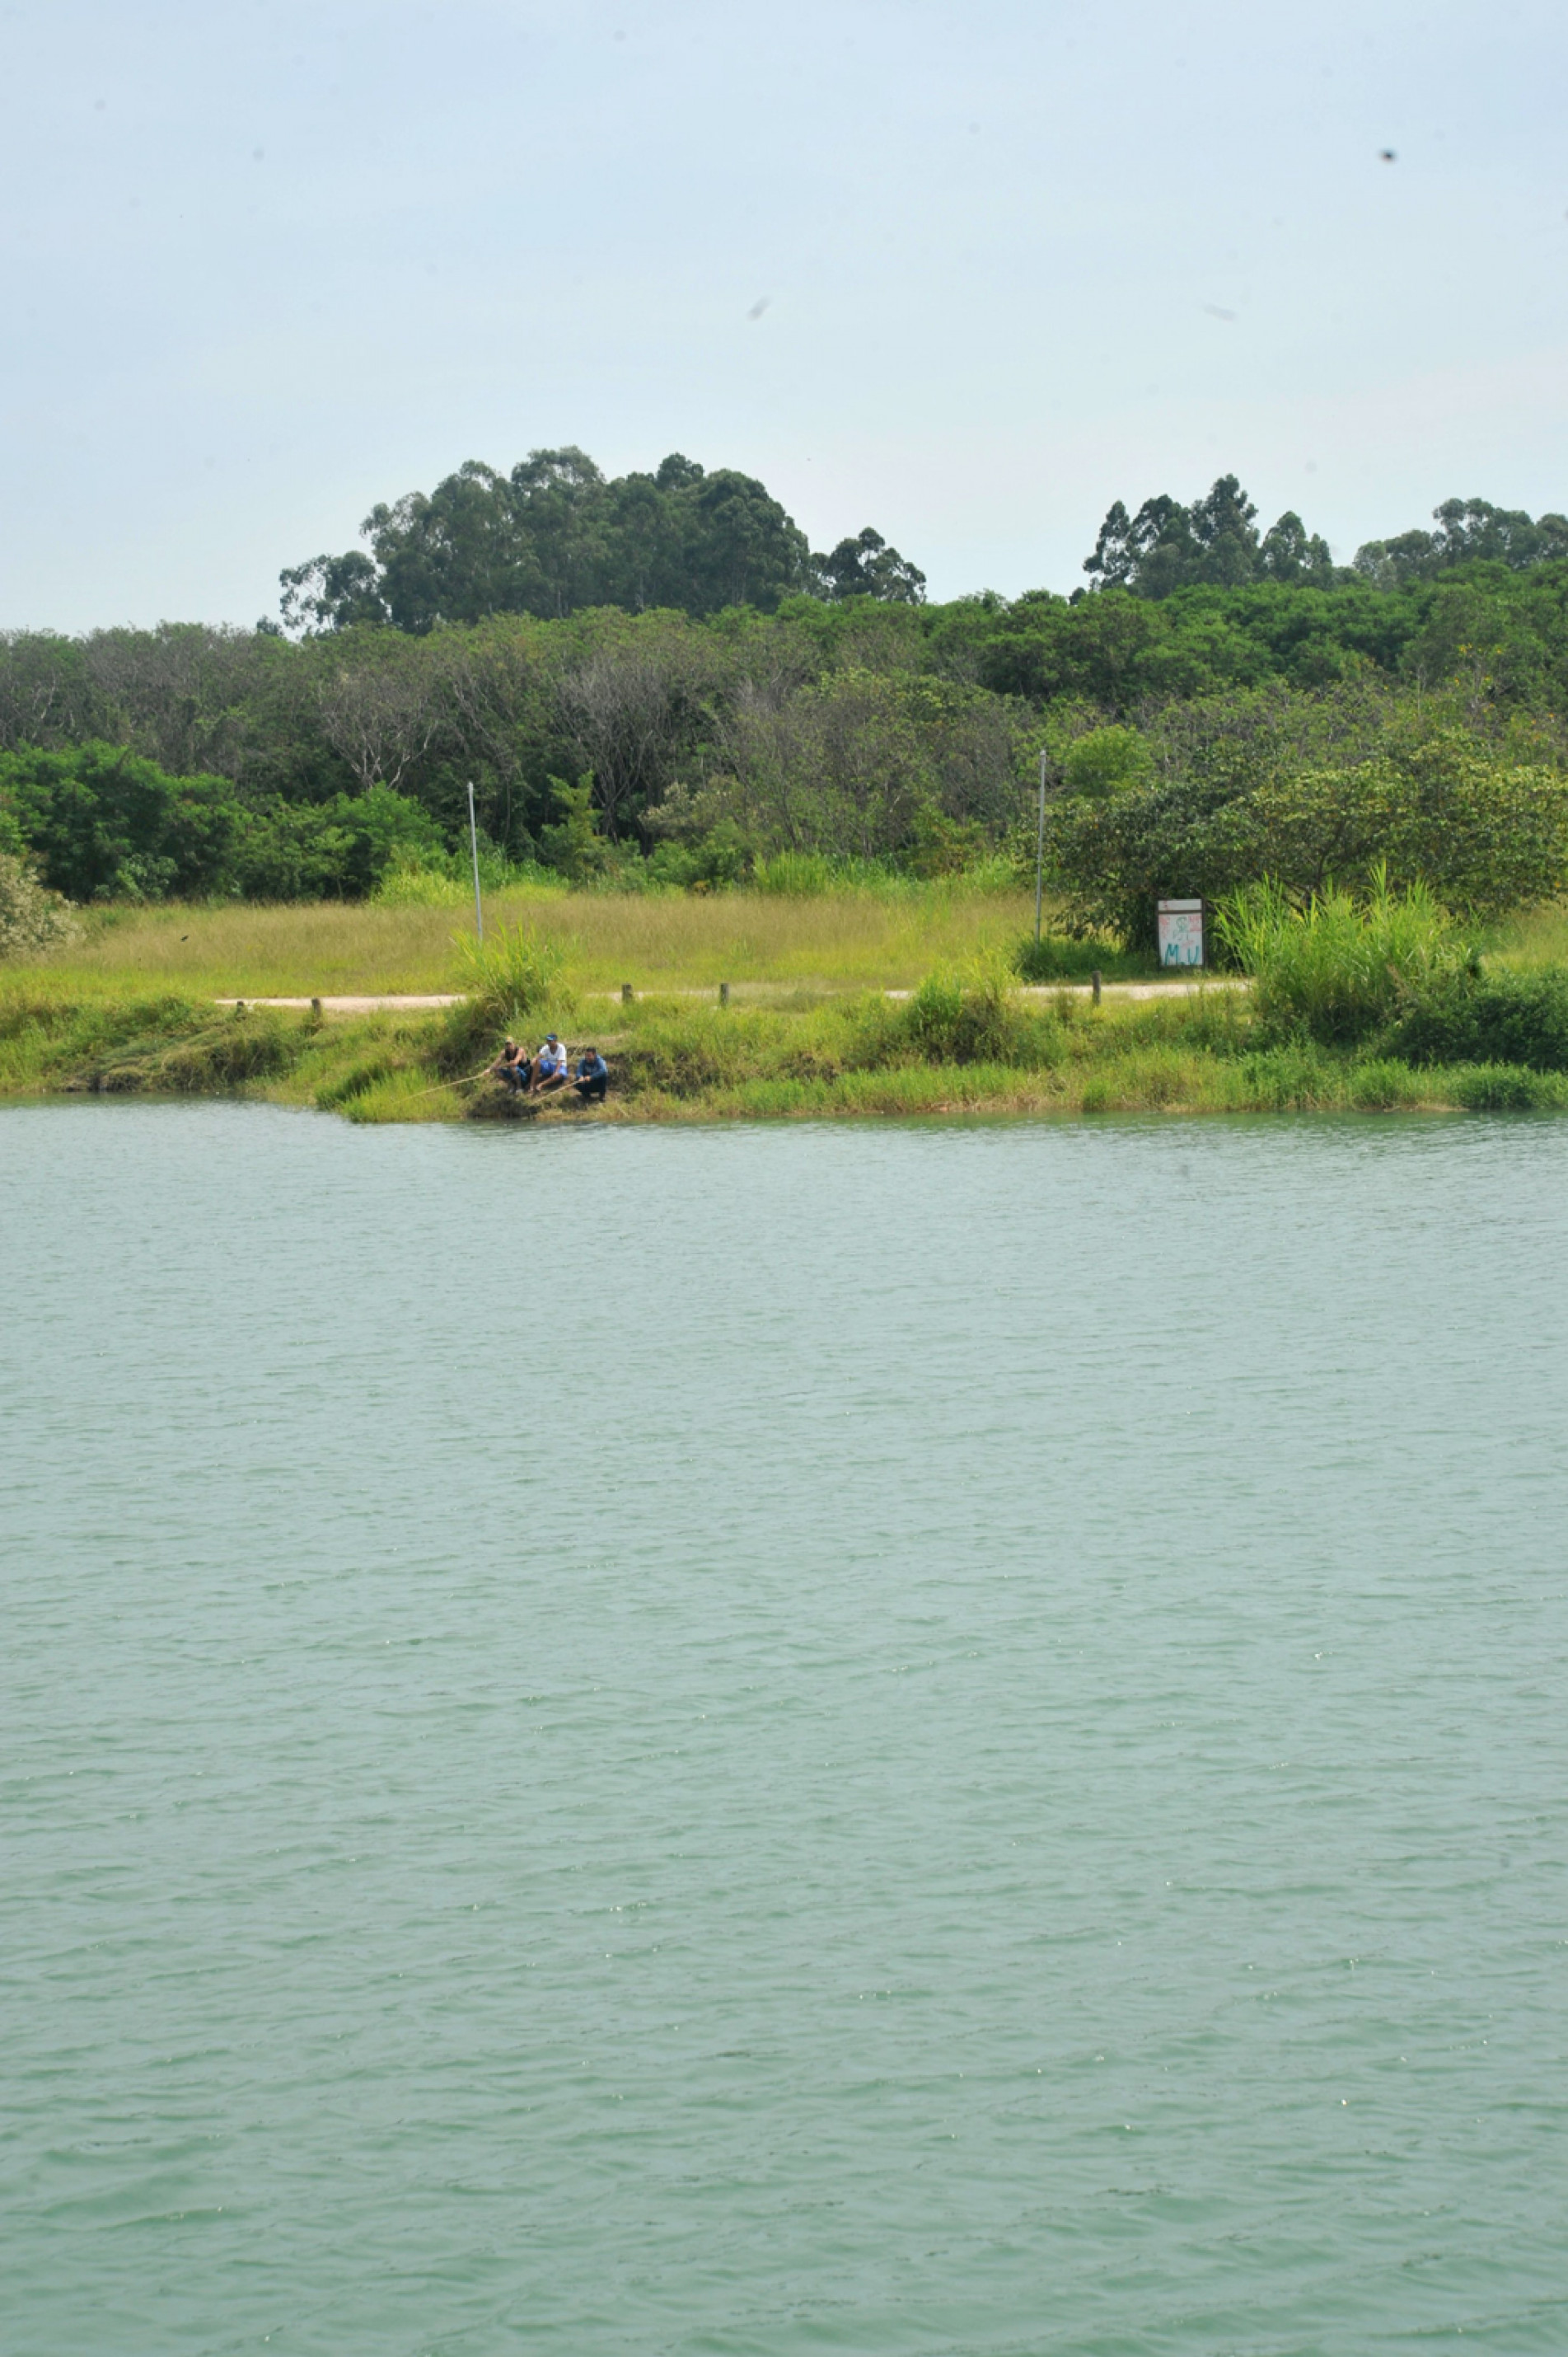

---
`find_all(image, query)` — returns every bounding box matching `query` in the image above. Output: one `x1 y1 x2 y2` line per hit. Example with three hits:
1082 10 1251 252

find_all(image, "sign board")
1157 898 1205 968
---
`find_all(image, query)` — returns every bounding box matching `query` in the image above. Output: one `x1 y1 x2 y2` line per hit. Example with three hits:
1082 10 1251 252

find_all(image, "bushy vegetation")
1215 872 1472 1045
1214 868 1568 1072
0 743 444 906
0 851 79 958
1388 968 1568 1071
7 638 1567 942
6 458 1568 951
1041 712 1568 947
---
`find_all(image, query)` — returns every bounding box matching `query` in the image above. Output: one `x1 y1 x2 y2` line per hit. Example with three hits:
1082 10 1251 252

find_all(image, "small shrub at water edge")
1388 965 1568 1071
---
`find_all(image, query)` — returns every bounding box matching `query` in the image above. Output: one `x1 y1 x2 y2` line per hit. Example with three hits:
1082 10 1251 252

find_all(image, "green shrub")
1013 932 1135 982
537 775 643 887
0 742 241 901
0 741 447 907
229 801 357 901
1450 1064 1552 1110
863 968 1024 1065
1060 724 1153 799
1043 728 1568 946
1389 966 1568 1070
371 862 471 907
752 850 840 896
372 843 566 905
643 821 754 893
0 852 80 957
1215 869 1470 1044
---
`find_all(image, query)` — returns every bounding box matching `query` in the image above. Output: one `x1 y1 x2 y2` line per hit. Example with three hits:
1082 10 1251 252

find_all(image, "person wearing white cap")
531 1033 568 1093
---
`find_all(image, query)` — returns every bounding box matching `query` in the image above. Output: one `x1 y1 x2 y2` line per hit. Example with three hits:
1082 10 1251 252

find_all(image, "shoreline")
3 984 1563 1124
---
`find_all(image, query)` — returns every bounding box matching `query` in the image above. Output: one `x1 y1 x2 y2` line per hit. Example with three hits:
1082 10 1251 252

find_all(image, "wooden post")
1091 969 1102 1006
310 996 323 1021
719 982 730 1006
234 1000 246 1015
620 982 634 1004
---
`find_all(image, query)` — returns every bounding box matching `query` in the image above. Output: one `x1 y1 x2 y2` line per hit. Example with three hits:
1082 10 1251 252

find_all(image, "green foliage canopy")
280 448 925 633
0 743 442 904
7 482 1568 924
1042 733 1568 947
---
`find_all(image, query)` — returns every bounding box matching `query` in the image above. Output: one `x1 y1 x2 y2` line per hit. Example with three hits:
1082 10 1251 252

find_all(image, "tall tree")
278 448 911 633
1354 498 1568 587
812 527 927 604
1084 478 1332 597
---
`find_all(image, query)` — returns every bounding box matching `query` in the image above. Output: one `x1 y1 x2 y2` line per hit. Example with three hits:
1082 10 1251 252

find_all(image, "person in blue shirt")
573 1047 609 1104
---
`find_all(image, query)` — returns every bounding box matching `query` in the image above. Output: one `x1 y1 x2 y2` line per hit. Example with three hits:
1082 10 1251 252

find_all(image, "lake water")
2 1102 1565 2355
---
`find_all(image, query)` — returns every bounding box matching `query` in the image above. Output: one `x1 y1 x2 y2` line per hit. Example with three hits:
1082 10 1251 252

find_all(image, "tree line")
279 448 926 634
4 463 1568 922
1084 479 1568 598
282 446 1568 632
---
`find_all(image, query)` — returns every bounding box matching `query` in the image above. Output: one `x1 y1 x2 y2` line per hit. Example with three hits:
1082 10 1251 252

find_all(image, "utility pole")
466 780 484 946
1034 750 1048 943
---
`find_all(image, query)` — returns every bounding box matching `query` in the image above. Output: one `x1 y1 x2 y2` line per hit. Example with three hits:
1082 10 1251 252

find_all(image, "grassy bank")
7 972 1568 1124
6 887 1568 1125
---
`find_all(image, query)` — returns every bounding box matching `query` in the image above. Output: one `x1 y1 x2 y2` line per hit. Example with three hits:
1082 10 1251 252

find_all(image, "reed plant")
1214 868 1471 1045
1012 931 1147 983
452 921 570 1024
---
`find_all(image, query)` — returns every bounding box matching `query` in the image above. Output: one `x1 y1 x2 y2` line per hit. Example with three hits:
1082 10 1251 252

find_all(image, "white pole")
1034 750 1048 943
466 780 484 945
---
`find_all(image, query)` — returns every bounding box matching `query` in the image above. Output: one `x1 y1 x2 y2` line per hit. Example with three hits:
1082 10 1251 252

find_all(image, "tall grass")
1214 869 1471 1044
372 852 567 907
2 883 1037 999
451 923 570 1024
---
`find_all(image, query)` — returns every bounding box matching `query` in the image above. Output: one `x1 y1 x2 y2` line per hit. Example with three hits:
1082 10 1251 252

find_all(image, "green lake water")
2 1102 1564 2355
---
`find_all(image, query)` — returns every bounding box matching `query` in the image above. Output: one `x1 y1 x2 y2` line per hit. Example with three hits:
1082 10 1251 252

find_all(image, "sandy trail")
217 979 1242 1014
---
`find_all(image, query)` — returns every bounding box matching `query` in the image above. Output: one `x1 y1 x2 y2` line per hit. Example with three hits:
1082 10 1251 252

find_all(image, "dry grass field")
15 883 1041 1001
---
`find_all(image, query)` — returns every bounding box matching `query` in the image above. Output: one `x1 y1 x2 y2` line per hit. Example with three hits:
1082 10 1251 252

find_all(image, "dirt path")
215 995 463 1013
217 979 1243 1014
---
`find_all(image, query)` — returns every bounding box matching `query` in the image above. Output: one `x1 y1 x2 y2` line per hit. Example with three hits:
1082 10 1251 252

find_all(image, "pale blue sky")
2 0 1564 629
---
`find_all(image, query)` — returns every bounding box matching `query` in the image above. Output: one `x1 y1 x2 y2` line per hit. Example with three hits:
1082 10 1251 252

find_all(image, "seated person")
489 1037 529 1090
531 1033 569 1092
573 1047 609 1103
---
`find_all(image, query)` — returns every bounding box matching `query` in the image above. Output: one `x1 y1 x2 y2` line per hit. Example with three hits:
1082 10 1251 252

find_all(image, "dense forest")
5 457 1568 934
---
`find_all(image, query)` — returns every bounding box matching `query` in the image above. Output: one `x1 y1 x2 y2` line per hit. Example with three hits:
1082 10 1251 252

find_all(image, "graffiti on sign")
1157 898 1205 968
